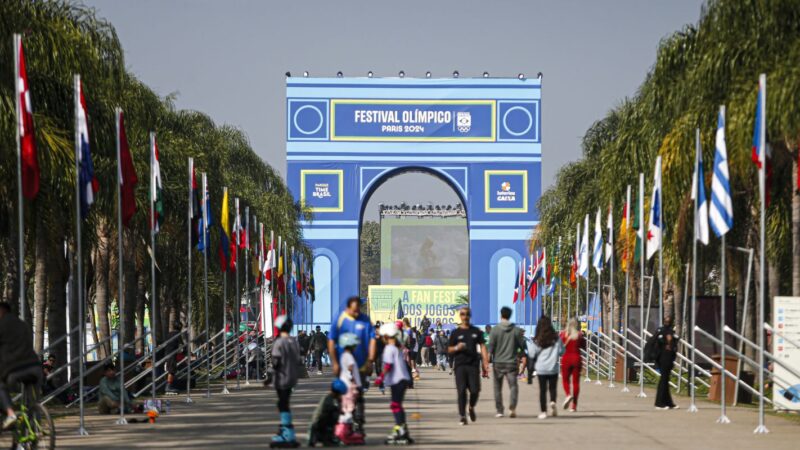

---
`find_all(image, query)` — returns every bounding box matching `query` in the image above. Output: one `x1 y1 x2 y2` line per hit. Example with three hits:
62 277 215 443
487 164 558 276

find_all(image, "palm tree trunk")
3 210 19 307
46 237 68 387
792 152 799 296
33 213 48 354
93 221 112 358
122 231 137 352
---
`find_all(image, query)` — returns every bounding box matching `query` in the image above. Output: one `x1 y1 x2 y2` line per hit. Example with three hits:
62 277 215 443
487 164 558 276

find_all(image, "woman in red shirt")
560 318 585 412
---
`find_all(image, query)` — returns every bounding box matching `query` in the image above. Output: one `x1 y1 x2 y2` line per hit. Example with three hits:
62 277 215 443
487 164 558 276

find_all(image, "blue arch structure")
286 77 541 326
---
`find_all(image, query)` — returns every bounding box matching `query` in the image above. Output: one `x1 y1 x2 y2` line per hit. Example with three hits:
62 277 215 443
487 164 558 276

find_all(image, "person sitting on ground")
0 302 41 430
528 315 565 420
98 363 133 415
307 379 347 447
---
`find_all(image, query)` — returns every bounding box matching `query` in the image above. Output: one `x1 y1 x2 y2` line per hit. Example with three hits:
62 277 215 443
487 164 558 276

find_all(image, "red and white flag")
16 35 40 200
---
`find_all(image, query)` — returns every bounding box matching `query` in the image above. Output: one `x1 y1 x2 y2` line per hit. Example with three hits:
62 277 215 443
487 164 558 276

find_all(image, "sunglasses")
459 312 471 317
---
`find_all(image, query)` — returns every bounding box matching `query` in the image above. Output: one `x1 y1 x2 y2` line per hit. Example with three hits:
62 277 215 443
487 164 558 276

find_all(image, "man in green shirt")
98 363 132 414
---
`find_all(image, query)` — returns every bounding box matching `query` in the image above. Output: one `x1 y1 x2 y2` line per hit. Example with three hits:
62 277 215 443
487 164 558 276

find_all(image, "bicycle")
0 375 55 450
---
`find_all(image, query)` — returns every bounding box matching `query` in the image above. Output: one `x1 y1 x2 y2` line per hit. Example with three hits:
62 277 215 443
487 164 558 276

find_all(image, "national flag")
569 254 577 289
308 270 315 302
76 78 99 219
692 132 710 245
619 188 630 272
117 111 138 226
189 160 200 244
578 215 589 279
547 248 558 296
646 156 662 260
633 184 642 264
218 188 230 272
752 74 772 206
196 182 212 252
513 261 521 303
605 204 613 263
15 35 40 200
710 106 733 237
396 298 404 320
263 235 275 284
150 135 164 232
592 208 603 273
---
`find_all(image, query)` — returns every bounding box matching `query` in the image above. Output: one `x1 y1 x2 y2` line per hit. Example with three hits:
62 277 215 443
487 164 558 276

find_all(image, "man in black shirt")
0 302 41 430
448 306 489 426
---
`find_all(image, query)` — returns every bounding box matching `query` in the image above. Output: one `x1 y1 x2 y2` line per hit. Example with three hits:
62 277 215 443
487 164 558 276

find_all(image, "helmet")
338 332 360 348
331 379 348 395
274 315 292 333
380 322 399 338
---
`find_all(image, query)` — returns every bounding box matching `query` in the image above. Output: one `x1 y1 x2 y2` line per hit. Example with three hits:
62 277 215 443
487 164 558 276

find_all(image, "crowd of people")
0 298 682 447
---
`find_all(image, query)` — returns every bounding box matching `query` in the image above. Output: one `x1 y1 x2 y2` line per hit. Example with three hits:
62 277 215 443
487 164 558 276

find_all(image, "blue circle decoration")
293 104 324 135
502 106 533 137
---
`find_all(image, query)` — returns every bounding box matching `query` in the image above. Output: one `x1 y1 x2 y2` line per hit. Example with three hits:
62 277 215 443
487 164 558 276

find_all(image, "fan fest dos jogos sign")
368 285 468 329
287 77 541 327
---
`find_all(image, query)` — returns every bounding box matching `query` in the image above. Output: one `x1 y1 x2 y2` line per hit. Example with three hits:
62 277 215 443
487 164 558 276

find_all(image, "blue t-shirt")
329 311 375 370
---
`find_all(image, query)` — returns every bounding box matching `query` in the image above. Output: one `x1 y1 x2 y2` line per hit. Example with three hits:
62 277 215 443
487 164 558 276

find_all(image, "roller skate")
384 424 413 446
334 423 365 445
270 412 300 448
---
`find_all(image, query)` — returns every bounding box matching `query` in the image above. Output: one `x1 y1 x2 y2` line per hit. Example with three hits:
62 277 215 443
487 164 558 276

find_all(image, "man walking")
487 307 526 418
312 326 327 375
448 306 489 425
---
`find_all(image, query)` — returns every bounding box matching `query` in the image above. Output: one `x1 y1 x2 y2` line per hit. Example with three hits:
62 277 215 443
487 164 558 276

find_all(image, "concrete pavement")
55 367 799 449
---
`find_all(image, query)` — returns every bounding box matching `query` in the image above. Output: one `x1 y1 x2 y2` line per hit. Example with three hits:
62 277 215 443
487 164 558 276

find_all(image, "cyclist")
0 302 41 430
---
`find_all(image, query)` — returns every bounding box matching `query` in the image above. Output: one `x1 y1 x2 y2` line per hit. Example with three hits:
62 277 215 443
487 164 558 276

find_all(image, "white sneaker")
550 401 558 417
2 414 17 430
537 412 547 420
316 370 323 375
495 412 504 418
562 395 573 410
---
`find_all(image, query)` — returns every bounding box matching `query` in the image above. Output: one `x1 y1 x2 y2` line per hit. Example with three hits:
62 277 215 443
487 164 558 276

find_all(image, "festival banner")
368 285 468 329
773 296 800 410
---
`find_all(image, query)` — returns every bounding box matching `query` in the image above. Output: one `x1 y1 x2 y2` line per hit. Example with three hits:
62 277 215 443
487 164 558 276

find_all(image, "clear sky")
81 0 703 220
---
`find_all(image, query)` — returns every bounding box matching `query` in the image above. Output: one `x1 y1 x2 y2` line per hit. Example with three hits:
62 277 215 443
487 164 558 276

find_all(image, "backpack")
643 334 661 363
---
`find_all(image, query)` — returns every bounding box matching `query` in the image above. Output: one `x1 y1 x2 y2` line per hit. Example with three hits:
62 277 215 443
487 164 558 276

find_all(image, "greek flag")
592 208 603 273
710 106 733 237
578 215 589 279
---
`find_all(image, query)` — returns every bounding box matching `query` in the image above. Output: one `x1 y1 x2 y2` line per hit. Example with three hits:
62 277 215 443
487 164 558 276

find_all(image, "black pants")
454 364 480 417
655 350 676 408
0 364 42 411
537 374 557 412
313 350 324 371
390 380 408 425
276 387 292 413
354 387 366 431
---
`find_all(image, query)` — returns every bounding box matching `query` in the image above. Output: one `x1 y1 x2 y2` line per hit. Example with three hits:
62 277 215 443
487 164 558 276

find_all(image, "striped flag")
605 204 613 263
579 215 589 279
592 208 603 273
513 260 522 303
710 106 733 237
150 135 164 232
692 131 710 245
218 187 231 272
752 74 772 206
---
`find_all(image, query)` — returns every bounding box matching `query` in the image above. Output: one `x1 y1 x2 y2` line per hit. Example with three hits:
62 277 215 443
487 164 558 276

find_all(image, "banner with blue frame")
331 99 495 142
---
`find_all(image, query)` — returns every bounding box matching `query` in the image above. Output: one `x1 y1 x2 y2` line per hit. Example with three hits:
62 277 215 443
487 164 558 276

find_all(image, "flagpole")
244 206 250 385
637 172 647 398
115 109 129 424
222 187 230 395
149 132 158 406
558 236 563 330
185 157 194 404
73 74 89 436
596 218 602 385
755 73 768 435
202 173 211 398
585 249 590 383
689 129 700 413
235 197 241 391
659 175 664 328
609 200 615 388
622 186 631 393
13 34 26 322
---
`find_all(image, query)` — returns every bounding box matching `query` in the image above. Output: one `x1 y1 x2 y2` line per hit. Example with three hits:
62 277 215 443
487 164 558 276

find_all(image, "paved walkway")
56 367 799 449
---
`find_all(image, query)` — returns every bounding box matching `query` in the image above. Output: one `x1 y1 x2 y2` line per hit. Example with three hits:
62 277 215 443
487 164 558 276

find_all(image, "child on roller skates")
375 322 414 445
335 333 365 445
307 379 348 447
269 315 301 448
